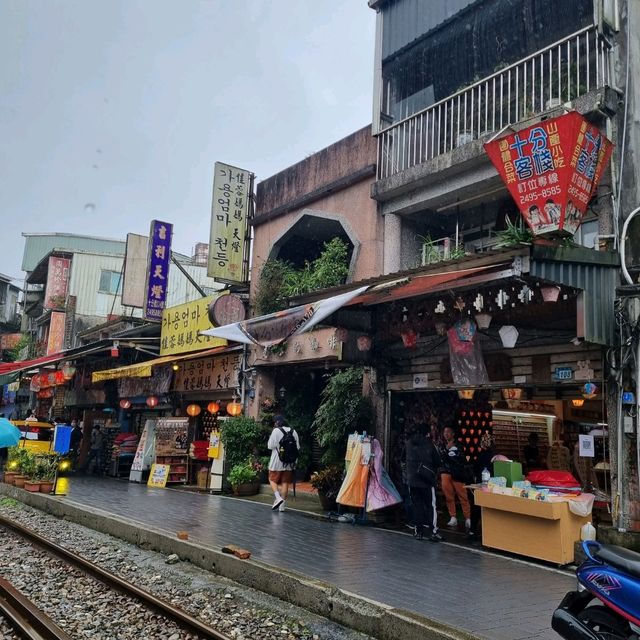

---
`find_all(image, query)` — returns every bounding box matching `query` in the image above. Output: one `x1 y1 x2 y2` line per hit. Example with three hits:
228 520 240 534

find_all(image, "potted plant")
227 460 260 496
220 416 264 471
3 447 21 484
22 453 40 492
13 449 32 488
310 465 344 511
36 455 58 493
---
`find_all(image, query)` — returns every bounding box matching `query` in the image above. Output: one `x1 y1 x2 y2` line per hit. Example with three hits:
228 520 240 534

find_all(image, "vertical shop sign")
122 233 148 308
207 162 252 285
44 256 70 308
130 420 157 481
484 112 613 236
46 311 66 355
144 220 173 321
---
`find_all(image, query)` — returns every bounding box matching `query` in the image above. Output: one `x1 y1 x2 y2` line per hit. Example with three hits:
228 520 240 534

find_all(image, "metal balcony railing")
376 26 613 180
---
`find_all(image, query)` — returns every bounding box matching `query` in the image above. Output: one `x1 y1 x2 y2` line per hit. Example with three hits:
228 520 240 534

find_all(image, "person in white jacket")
267 415 300 512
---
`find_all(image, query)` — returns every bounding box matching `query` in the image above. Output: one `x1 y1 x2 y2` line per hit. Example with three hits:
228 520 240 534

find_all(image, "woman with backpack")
267 415 300 512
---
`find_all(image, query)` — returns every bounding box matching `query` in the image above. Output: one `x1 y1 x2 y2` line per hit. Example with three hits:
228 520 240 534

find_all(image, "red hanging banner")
484 112 613 236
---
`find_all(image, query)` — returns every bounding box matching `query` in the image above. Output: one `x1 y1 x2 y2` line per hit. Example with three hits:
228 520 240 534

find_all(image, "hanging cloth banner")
200 285 369 347
484 111 613 237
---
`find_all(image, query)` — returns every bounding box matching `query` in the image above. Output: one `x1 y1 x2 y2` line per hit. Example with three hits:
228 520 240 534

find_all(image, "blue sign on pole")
54 425 72 454
144 220 173 321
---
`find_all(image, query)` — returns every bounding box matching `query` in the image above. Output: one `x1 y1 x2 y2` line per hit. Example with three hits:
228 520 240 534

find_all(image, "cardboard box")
493 460 523 487
474 490 588 564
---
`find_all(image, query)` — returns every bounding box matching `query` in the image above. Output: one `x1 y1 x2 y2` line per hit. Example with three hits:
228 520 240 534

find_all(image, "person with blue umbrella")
0 417 21 478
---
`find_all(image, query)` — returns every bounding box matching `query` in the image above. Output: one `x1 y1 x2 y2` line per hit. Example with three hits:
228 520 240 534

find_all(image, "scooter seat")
596 544 640 579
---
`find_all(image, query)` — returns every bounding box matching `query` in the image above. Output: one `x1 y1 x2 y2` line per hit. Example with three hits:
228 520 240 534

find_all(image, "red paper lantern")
54 370 65 385
207 402 220 414
226 400 242 417
186 404 202 417
119 399 132 410
146 395 159 408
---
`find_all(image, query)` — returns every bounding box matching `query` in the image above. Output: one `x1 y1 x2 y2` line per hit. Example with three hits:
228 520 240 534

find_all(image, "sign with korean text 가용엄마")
172 352 241 393
484 112 613 237
160 296 227 356
44 256 70 309
207 162 252 285
144 220 173 321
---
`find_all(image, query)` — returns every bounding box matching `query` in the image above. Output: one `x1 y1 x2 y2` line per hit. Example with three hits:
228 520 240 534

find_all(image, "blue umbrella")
0 418 21 448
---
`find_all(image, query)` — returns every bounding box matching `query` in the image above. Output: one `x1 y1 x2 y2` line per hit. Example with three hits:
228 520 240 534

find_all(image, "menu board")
154 417 189 456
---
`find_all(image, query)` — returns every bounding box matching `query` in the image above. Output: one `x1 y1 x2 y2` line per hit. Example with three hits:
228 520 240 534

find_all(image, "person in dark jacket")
405 423 442 541
468 431 496 539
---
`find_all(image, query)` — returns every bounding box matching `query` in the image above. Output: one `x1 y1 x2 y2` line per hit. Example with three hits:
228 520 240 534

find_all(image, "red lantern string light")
207 401 220 414
119 399 132 410
146 395 159 408
186 404 202 417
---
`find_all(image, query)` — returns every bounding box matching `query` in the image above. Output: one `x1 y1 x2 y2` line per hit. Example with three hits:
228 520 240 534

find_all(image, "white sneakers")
447 517 472 529
272 497 284 510
279 501 286 512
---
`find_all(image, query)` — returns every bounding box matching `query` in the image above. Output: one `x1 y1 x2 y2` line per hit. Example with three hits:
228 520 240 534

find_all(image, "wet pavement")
52 477 571 640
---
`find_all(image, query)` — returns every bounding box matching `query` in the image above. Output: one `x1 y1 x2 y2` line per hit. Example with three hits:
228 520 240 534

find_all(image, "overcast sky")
0 1 375 279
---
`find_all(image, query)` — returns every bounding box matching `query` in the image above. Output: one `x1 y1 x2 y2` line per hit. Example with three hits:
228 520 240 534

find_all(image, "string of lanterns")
117 396 242 416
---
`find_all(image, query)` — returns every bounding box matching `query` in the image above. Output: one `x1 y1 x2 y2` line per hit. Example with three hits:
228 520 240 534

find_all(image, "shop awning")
91 346 237 383
0 352 67 376
347 264 504 306
200 285 369 347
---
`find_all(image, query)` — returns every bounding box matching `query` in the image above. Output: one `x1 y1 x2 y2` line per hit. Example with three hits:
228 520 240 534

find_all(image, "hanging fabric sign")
484 111 613 236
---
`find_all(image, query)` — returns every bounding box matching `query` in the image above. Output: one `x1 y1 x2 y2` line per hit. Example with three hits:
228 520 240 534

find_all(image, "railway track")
0 514 233 640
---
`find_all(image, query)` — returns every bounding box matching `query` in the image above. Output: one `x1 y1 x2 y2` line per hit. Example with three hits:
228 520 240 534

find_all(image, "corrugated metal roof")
21 233 125 272
530 258 619 346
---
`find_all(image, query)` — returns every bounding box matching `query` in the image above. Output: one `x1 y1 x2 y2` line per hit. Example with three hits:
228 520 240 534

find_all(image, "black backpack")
278 427 299 465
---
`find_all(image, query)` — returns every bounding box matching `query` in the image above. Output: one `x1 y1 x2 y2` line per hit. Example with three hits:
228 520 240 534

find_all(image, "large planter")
318 491 337 511
39 481 54 494
3 471 18 485
13 475 27 488
24 481 40 492
232 482 260 496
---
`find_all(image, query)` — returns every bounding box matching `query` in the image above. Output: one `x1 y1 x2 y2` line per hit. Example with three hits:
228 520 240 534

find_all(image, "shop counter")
474 490 589 565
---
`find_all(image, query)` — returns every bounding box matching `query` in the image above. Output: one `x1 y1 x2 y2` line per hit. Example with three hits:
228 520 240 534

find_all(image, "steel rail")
0 575 73 640
0 515 232 640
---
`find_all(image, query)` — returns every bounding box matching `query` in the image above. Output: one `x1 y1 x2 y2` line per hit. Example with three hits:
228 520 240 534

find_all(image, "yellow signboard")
160 296 226 356
147 463 170 488
207 162 251 285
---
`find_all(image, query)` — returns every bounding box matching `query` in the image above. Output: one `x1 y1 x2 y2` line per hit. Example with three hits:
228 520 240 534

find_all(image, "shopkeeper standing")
406 423 442 542
439 426 471 530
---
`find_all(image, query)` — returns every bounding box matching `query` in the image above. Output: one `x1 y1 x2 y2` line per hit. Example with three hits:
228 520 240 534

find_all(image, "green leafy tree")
219 416 265 471
312 367 372 465
254 237 350 314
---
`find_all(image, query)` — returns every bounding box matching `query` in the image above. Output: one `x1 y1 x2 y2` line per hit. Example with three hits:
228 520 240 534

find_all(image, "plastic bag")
447 320 489 385
569 493 595 517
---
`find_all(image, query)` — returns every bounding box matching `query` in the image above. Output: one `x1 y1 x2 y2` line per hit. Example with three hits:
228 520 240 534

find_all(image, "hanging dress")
336 440 369 508
366 439 402 512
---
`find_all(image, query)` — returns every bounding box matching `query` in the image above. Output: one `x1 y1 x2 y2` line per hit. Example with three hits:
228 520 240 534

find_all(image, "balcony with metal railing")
376 26 613 181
